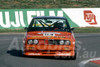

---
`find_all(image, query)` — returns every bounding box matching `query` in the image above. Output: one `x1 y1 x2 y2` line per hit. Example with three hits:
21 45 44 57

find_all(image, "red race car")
22 16 76 60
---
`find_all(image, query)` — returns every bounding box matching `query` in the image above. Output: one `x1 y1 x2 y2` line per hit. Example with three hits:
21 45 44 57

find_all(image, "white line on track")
79 57 100 67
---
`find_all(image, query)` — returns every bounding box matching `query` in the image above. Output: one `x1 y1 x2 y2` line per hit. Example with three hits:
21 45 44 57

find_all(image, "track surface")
0 33 100 67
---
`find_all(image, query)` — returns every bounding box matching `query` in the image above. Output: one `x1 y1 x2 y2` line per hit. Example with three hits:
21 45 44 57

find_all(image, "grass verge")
73 27 100 33
0 29 26 33
0 0 100 9
0 27 100 33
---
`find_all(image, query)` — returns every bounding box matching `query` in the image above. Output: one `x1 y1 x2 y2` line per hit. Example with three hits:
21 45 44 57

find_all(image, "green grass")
0 0 100 9
0 29 26 33
73 27 100 33
0 27 100 33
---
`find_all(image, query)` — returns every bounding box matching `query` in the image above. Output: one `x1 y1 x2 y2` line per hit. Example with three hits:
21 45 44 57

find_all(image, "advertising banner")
62 8 100 27
0 8 100 29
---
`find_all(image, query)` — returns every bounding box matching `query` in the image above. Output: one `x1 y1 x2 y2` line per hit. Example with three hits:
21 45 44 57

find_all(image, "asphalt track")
0 33 100 67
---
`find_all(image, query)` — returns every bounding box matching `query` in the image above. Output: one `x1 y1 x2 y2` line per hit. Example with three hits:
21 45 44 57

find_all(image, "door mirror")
24 27 28 30
70 27 74 31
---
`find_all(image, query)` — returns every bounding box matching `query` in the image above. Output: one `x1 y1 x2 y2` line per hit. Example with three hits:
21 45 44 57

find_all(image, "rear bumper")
24 50 75 56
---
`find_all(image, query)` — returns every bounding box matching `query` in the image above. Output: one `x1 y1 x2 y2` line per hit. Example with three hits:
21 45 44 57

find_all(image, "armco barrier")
0 8 100 29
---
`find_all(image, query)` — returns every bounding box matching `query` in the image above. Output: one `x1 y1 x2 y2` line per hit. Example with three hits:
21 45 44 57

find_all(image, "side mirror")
24 27 28 30
70 27 75 31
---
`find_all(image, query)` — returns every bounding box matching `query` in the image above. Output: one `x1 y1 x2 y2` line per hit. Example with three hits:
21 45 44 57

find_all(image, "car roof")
33 16 67 20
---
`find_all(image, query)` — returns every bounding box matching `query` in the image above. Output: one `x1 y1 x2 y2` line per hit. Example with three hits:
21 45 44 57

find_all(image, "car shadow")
7 50 23 57
7 50 72 61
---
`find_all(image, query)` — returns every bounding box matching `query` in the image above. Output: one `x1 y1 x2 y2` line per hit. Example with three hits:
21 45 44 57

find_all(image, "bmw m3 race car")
23 16 76 60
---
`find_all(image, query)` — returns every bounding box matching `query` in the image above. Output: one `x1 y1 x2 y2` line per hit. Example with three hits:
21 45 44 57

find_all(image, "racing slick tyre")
70 52 76 60
66 50 77 60
21 50 26 57
70 46 77 60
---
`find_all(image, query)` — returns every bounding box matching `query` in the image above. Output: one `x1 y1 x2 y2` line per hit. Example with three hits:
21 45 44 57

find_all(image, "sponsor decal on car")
32 36 66 38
